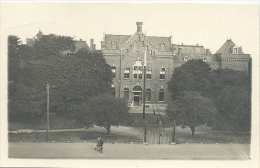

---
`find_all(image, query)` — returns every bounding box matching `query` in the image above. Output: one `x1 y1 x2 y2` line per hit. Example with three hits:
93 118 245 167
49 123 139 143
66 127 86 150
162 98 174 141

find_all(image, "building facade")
101 22 251 107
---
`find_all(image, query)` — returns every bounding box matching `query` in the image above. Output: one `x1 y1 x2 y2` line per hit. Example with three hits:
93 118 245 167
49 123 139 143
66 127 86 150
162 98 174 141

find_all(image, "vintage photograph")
1 2 259 168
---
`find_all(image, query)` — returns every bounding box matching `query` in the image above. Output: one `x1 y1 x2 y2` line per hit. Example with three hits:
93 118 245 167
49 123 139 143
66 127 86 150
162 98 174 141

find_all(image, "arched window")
159 89 164 102
124 88 129 101
160 67 165 79
146 88 151 102
111 66 116 78
146 45 148 50
161 43 165 47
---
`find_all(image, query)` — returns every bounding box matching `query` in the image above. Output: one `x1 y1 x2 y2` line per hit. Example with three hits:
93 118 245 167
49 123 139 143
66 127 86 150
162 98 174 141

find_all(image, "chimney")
90 39 94 51
206 49 210 56
136 22 143 33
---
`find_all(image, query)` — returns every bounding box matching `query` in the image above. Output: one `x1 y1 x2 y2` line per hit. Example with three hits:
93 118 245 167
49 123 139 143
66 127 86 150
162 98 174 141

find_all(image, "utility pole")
46 83 49 141
143 50 147 143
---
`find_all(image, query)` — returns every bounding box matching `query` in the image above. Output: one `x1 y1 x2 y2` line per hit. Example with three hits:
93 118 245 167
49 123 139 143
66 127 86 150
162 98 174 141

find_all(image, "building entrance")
133 86 142 106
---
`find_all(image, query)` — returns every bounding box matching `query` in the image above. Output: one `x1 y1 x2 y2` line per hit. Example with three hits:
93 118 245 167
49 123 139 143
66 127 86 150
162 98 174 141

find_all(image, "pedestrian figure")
95 137 103 153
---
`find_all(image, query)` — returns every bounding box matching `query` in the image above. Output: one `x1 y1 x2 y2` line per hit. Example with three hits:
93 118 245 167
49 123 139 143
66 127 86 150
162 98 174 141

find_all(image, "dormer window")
111 41 117 49
233 47 238 54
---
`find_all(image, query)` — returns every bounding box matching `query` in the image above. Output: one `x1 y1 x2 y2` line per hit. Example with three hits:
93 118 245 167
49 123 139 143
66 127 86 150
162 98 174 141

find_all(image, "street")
9 142 250 160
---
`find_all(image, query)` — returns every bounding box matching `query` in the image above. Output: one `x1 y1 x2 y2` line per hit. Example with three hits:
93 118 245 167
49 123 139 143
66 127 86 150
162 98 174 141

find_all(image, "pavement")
9 142 250 160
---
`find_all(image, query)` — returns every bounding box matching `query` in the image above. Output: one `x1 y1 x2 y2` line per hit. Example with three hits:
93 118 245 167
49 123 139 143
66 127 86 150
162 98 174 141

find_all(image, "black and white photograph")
0 2 259 168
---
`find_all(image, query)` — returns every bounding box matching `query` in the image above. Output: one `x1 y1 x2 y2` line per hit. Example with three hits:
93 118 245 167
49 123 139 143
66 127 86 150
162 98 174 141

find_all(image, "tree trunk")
107 126 111 135
190 126 195 136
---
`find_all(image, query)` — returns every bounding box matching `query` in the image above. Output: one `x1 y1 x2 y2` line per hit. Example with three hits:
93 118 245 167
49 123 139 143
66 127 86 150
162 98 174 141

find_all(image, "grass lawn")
8 113 251 144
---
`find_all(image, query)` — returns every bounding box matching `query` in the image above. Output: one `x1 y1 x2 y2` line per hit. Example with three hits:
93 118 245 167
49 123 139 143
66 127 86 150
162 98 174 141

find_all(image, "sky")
1 3 259 56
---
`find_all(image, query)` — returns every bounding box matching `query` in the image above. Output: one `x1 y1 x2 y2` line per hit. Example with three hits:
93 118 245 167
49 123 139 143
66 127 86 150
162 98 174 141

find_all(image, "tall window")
138 66 142 79
160 67 165 79
146 67 152 79
124 68 130 79
111 41 117 49
133 66 138 79
159 89 164 102
124 88 129 101
146 89 151 102
112 66 116 78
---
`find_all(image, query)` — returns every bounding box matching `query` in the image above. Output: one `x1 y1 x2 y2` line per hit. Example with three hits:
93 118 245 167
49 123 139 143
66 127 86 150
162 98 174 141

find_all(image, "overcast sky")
1 3 259 57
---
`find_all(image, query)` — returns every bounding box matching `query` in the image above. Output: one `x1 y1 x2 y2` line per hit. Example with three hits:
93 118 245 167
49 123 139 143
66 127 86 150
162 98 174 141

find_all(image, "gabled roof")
104 34 171 50
215 39 243 54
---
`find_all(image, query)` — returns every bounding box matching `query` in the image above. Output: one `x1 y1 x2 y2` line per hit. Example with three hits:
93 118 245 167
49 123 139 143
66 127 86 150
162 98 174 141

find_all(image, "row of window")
112 67 166 79
123 88 164 102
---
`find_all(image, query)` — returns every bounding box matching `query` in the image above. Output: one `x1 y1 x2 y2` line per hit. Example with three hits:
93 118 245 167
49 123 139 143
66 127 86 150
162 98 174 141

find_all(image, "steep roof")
146 36 171 50
177 45 206 55
104 34 171 50
105 34 132 48
75 40 89 51
215 39 243 54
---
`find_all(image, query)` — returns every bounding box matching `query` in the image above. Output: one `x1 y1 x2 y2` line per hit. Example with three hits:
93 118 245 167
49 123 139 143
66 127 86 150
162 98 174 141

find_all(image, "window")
146 89 151 102
146 67 152 79
124 68 130 79
160 67 165 79
150 50 152 54
138 70 142 79
203 57 207 62
146 45 148 50
111 66 116 78
161 43 165 47
124 88 129 101
129 45 132 50
111 41 117 49
125 49 128 53
184 56 188 61
133 66 138 79
159 89 164 102
233 48 238 54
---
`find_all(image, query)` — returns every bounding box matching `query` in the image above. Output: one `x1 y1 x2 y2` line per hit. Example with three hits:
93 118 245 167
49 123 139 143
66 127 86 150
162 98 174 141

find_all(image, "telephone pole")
46 83 49 141
143 50 147 143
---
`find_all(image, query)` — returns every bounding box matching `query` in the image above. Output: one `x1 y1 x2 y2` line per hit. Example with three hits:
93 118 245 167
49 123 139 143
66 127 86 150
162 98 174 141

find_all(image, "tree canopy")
167 59 211 100
33 34 76 57
76 93 131 134
208 69 251 131
166 91 217 136
8 34 113 122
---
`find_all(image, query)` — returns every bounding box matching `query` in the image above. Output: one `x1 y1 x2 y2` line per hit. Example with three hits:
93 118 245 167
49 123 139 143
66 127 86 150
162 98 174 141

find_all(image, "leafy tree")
167 59 211 100
33 34 75 58
166 91 217 136
208 69 251 131
76 93 131 134
8 34 113 122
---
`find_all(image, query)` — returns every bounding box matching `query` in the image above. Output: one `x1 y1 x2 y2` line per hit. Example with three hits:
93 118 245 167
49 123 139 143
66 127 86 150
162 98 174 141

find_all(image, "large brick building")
101 22 251 107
